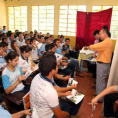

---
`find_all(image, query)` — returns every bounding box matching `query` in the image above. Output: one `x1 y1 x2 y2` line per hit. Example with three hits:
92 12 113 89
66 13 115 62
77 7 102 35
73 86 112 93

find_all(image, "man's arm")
91 85 118 106
52 106 69 118
54 84 77 93
54 74 70 80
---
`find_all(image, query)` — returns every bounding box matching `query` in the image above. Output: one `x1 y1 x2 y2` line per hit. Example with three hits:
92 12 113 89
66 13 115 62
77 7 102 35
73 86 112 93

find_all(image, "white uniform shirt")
31 46 39 61
30 73 59 118
18 55 31 71
16 39 26 47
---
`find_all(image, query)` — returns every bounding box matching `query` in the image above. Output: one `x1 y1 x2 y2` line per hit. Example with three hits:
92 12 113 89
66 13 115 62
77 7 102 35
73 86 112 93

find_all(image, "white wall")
0 0 6 30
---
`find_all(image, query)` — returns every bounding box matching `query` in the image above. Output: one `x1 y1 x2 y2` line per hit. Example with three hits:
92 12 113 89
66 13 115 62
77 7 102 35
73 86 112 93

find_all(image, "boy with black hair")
49 35 54 43
28 31 34 39
47 32 50 37
7 33 14 49
2 37 8 44
102 25 111 38
1 26 6 33
30 38 39 62
16 32 26 47
30 51 70 118
0 42 10 55
0 43 7 69
59 35 65 48
37 35 46 56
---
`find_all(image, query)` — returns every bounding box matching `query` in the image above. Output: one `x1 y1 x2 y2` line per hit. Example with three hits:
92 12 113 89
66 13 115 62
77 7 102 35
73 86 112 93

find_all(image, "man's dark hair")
9 33 13 37
24 34 28 39
20 45 32 53
0 42 8 47
2 37 7 42
3 26 6 28
0 34 3 38
65 38 70 41
60 35 64 38
93 30 100 36
39 51 56 76
47 33 50 35
103 29 110 37
30 31 33 34
102 25 108 30
45 36 49 41
45 44 52 52
30 38 36 44
39 35 44 39
18 32 22 36
53 39 60 44
49 35 53 38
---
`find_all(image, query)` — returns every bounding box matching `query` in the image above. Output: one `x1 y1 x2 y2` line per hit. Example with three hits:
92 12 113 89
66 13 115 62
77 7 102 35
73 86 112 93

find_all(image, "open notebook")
66 78 84 104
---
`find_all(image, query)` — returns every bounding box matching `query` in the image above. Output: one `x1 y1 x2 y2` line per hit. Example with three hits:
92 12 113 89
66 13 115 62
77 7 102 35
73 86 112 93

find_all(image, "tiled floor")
76 71 105 118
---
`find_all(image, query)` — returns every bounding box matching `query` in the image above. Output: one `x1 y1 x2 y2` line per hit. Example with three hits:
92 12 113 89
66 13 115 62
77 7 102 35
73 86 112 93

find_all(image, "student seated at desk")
30 38 40 62
0 42 10 56
11 40 20 55
2 51 30 94
30 52 69 118
0 43 7 69
18 45 36 74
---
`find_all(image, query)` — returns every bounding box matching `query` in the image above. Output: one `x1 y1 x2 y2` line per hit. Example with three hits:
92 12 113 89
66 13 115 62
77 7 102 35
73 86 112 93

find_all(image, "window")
92 6 118 39
59 5 86 36
32 5 54 34
8 6 27 32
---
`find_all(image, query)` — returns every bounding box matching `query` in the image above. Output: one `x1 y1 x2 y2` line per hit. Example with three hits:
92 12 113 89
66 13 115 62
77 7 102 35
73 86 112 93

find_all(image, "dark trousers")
22 86 30 94
104 93 118 117
58 63 75 78
52 99 83 118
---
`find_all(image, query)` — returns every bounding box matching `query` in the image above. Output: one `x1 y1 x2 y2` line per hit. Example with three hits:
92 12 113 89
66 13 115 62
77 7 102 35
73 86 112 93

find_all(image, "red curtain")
76 8 112 50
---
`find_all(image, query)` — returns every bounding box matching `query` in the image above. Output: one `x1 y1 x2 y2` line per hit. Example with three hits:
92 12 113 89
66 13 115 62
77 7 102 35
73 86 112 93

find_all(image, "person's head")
45 36 49 44
25 39 30 45
100 29 110 40
15 30 19 35
58 35 60 39
39 51 58 76
93 30 100 40
11 40 17 52
45 44 53 52
2 37 8 43
62 48 67 55
30 31 33 37
102 25 108 30
4 51 19 67
47 33 50 37
0 42 8 52
51 43 57 52
3 26 6 30
49 35 54 41
0 43 3 55
20 45 32 58
65 38 70 45
7 31 12 37
39 32 42 35
53 39 60 47
39 35 44 43
34 34 38 40
18 32 23 39
30 38 36 46
3 33 6 37
60 35 64 42
24 34 28 40
9 33 14 40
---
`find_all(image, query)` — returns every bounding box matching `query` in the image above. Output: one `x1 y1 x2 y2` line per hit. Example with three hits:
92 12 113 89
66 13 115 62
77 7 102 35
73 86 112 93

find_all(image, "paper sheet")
67 78 78 87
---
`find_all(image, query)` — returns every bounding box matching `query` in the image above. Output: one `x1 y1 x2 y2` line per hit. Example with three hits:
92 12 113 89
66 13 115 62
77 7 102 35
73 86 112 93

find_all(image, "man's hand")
71 84 77 89
22 109 32 115
84 46 90 50
64 91 72 96
91 97 99 107
64 76 71 80
62 62 68 66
